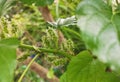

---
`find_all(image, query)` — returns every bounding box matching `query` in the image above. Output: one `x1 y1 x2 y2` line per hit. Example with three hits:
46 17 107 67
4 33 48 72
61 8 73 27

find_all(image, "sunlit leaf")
60 51 120 82
0 0 15 17
0 38 19 82
76 0 120 70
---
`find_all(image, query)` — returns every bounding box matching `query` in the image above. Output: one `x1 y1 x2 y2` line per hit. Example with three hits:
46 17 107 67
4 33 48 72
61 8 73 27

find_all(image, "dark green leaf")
0 38 19 82
76 0 120 69
20 0 54 6
60 51 120 82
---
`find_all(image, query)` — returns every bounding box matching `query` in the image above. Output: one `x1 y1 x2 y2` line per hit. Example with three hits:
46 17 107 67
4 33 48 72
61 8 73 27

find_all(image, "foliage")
20 0 54 6
76 0 120 70
60 51 120 82
0 0 15 17
1 0 120 82
0 15 27 39
0 38 19 82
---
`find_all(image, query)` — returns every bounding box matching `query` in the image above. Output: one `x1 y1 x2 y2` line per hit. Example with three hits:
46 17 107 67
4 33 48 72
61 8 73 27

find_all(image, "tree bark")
24 57 59 82
38 6 54 22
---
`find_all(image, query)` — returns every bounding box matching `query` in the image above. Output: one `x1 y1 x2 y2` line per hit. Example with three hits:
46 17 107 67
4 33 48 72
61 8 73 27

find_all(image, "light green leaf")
60 51 120 82
60 72 67 82
0 0 15 17
76 0 120 69
47 68 54 79
20 0 54 6
0 38 19 82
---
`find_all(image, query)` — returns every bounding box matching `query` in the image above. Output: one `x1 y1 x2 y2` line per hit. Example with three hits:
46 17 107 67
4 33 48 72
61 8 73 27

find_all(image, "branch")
23 57 59 82
17 49 60 82
19 43 72 59
18 54 39 82
38 6 54 22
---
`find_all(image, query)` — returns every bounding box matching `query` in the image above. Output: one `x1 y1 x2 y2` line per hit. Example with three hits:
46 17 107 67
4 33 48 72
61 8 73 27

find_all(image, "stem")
19 43 72 59
116 0 119 5
61 27 82 40
18 54 39 82
38 6 54 22
56 0 59 18
107 0 112 6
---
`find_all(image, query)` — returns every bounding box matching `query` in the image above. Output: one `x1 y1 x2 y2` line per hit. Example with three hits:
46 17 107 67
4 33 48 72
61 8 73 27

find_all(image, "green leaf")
60 51 120 82
47 68 54 79
20 0 54 6
0 0 15 17
76 0 120 69
0 38 19 82
60 72 67 82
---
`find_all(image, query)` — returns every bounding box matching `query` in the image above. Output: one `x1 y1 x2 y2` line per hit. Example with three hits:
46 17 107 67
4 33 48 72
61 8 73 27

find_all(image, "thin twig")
19 43 73 59
116 0 119 5
18 54 39 82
